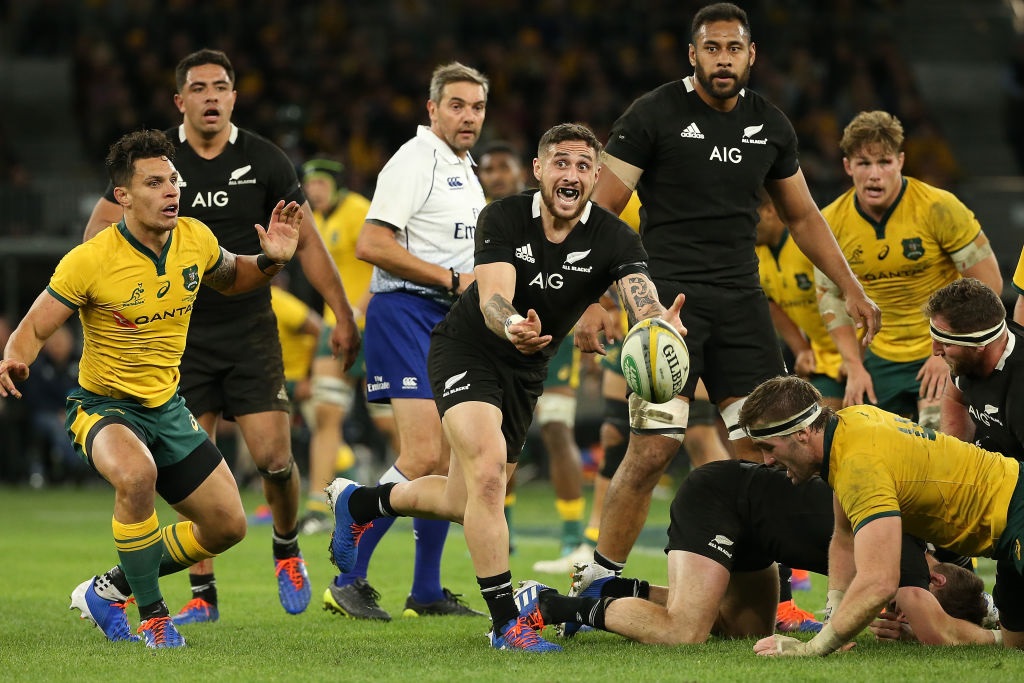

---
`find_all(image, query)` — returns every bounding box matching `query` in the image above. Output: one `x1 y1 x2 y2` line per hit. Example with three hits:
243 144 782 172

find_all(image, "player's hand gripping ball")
620 318 689 404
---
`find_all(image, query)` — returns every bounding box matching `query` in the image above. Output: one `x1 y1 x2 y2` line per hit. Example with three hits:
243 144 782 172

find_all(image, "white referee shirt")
366 125 485 300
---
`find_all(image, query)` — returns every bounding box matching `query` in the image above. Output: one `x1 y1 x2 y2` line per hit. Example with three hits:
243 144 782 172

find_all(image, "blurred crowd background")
2 0 1024 486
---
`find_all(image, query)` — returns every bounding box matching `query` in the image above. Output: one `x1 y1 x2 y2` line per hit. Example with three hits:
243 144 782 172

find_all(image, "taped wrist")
805 622 846 656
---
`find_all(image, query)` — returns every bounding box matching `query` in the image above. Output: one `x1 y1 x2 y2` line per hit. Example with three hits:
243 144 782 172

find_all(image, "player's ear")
113 186 131 208
929 571 947 587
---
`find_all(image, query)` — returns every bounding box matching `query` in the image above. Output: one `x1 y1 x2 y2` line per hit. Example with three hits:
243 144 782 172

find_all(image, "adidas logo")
515 244 536 263
680 122 704 139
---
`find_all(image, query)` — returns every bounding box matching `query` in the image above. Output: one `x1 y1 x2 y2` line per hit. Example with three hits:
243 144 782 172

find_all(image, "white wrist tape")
806 622 846 656
504 314 525 341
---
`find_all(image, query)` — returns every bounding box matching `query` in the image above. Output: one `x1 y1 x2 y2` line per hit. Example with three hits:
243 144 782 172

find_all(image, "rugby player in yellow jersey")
738 376 1024 656
0 129 301 648
816 111 1001 428
755 190 844 410
295 160 376 530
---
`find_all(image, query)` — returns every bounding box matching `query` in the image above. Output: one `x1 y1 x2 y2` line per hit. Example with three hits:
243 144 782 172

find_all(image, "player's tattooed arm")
483 292 520 339
617 274 665 328
202 248 238 292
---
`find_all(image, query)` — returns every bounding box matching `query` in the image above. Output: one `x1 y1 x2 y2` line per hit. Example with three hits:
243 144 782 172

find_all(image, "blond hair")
839 110 904 158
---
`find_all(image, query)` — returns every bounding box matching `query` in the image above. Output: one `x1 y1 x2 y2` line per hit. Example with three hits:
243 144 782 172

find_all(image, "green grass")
1 481 1022 682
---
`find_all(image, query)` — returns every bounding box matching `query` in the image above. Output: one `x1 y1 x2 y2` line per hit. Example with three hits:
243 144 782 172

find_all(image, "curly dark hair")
105 129 175 188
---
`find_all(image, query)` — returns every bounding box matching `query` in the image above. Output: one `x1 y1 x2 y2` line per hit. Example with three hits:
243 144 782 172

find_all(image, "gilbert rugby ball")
620 318 689 404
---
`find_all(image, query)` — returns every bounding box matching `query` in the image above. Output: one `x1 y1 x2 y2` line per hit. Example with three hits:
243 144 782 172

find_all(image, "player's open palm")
255 200 301 263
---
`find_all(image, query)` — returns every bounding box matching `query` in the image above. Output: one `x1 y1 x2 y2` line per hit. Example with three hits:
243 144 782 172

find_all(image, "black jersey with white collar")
605 76 799 286
435 190 648 366
952 322 1024 461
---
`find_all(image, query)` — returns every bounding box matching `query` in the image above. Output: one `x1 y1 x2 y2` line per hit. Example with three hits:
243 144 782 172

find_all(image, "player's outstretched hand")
507 308 552 355
658 293 687 338
845 291 881 347
255 200 301 264
0 358 29 399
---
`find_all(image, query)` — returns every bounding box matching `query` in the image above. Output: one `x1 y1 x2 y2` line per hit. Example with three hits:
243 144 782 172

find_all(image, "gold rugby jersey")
48 218 221 407
821 177 980 362
756 231 842 381
315 190 372 327
824 405 1018 556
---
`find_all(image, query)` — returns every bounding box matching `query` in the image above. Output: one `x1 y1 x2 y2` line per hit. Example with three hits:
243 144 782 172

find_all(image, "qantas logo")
112 311 139 331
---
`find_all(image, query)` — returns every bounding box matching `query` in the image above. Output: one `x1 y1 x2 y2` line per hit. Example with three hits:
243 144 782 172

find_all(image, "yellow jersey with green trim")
824 405 1019 556
756 231 842 380
47 218 221 407
316 191 372 327
821 177 980 362
270 286 315 382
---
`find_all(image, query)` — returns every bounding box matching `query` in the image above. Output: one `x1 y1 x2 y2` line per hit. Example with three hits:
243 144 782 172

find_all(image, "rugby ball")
620 318 689 404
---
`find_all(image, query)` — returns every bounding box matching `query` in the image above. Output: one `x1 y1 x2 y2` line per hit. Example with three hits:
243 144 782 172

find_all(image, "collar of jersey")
178 123 238 144
852 177 908 238
681 75 746 98
531 190 593 224
117 218 172 275
819 413 839 482
416 125 476 166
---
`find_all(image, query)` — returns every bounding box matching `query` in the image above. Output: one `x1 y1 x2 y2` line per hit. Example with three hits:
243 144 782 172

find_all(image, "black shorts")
179 306 289 420
429 332 547 463
657 280 784 402
666 461 931 586
666 461 833 573
993 558 1024 631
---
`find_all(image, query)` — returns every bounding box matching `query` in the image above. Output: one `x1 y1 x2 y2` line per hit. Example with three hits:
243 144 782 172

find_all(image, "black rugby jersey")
434 191 647 365
605 76 799 286
103 124 305 320
951 322 1024 461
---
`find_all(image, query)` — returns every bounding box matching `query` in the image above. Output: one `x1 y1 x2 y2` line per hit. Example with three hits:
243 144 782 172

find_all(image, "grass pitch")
1 480 1022 682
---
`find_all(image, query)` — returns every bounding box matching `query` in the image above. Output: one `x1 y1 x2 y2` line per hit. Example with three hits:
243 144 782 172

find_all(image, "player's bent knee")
536 392 577 428
312 375 355 412
628 394 687 443
258 458 295 482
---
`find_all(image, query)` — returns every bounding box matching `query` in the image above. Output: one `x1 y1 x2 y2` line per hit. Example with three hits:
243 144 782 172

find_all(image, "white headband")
929 319 1006 348
745 403 822 440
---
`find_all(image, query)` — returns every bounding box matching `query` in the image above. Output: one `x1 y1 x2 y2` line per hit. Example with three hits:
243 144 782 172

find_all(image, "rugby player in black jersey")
83 49 360 621
513 460 996 647
325 123 683 652
568 4 880 624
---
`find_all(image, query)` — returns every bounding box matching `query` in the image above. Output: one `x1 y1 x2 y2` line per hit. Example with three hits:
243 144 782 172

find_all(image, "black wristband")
257 252 284 274
448 267 460 295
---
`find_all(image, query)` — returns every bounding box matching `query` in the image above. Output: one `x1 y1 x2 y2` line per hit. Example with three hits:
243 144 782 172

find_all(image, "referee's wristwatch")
448 267 461 296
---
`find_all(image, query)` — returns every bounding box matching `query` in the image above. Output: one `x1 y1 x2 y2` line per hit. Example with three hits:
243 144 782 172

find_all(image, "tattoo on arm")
483 293 519 338
618 275 663 328
201 248 238 292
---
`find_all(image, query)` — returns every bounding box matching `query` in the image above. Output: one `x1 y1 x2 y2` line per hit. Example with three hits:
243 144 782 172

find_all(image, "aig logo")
709 147 742 164
529 272 563 289
192 191 229 208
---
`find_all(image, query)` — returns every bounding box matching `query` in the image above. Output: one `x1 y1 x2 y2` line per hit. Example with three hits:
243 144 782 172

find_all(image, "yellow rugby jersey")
316 190 372 327
824 405 1019 556
756 231 843 380
47 218 221 407
1013 246 1024 296
821 177 980 362
271 286 316 382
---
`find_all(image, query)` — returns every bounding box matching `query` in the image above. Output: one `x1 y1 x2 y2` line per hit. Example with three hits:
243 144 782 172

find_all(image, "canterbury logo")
680 122 704 139
230 165 252 180
447 177 464 188
564 249 591 265
742 124 764 138
444 371 468 391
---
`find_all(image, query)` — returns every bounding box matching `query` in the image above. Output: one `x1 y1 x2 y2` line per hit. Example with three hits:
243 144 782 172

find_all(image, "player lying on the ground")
513 460 998 646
